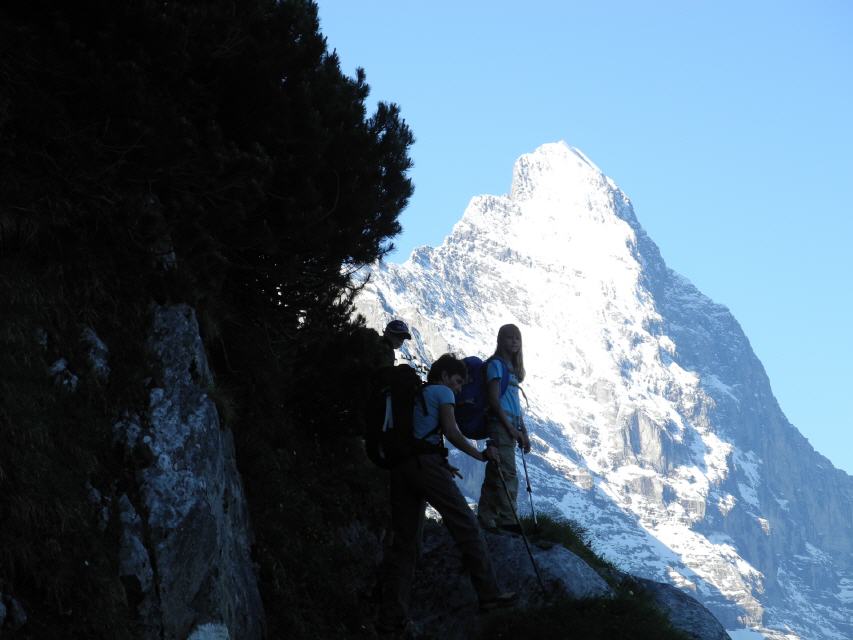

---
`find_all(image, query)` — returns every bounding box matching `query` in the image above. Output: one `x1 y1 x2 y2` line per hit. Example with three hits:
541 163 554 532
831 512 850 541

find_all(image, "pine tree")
1 1 413 636
1 0 413 328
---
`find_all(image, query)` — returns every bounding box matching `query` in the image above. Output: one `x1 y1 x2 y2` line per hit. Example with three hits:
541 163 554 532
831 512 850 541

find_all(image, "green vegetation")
0 271 148 638
2 1 409 637
524 512 616 577
481 595 691 640
480 514 690 640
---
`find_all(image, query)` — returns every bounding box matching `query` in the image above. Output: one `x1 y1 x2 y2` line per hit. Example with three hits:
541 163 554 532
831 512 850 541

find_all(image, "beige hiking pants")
476 420 519 529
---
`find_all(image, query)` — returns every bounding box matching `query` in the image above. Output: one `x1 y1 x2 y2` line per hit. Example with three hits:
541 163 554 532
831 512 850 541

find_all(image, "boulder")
635 577 731 640
408 523 612 639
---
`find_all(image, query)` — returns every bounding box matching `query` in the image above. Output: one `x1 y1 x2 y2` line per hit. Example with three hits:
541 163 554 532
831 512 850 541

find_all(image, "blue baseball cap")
384 320 412 339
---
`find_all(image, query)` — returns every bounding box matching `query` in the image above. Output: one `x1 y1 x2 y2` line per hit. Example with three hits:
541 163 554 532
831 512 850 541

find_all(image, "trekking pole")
521 450 538 529
495 465 548 597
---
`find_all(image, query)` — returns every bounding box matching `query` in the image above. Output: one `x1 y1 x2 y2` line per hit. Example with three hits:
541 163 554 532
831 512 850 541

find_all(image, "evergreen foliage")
1 0 412 327
1 0 411 636
0 270 147 638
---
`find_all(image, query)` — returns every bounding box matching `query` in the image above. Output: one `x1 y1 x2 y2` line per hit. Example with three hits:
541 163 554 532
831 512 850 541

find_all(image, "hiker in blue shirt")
477 324 530 534
377 354 515 634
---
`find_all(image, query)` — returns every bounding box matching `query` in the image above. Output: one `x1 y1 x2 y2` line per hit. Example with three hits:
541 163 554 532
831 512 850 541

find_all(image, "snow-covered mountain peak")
447 141 640 293
510 140 610 202
356 143 853 640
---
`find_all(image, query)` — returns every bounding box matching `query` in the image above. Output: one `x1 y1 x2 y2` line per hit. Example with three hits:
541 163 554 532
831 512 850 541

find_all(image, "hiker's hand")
448 464 463 479
483 445 500 463
518 431 531 454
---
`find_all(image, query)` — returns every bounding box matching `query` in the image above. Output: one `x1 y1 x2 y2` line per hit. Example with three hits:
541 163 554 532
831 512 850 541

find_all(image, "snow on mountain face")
355 142 853 640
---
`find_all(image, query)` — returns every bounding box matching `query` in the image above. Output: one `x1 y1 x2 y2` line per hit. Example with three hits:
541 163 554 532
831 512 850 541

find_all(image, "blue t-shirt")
487 358 522 419
412 384 455 445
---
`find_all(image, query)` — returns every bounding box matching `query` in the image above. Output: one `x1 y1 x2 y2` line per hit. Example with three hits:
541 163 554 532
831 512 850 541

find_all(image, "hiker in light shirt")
377 354 515 634
477 324 530 535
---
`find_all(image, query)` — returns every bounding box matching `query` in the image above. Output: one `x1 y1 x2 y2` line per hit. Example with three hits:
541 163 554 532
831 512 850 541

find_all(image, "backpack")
454 356 510 440
364 364 442 468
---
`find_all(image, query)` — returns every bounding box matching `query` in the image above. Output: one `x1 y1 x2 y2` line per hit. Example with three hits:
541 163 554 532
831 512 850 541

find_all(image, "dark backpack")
365 365 442 468
454 356 510 440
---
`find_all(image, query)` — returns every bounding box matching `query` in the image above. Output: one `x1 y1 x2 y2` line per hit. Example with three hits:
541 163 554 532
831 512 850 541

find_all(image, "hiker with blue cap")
353 319 412 373
381 319 412 365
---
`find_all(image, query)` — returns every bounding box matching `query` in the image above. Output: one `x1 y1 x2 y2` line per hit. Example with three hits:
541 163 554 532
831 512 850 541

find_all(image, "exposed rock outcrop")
113 305 264 639
0 594 28 634
635 578 731 640
405 522 728 640
407 523 611 639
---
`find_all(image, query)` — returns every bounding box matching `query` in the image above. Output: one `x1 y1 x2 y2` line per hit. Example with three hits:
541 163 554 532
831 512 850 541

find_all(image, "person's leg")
495 432 518 527
413 454 501 602
477 459 498 530
477 421 509 528
483 422 518 527
378 462 425 627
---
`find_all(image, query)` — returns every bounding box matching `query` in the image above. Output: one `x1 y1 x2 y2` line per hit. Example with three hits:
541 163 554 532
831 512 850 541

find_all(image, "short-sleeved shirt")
412 384 455 445
487 358 522 419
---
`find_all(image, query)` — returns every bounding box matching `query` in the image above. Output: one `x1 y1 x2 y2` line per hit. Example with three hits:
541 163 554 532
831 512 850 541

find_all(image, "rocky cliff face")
355 142 853 639
112 305 264 640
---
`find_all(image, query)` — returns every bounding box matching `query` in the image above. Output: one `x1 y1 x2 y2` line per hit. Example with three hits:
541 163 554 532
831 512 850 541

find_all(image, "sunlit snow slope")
355 142 853 640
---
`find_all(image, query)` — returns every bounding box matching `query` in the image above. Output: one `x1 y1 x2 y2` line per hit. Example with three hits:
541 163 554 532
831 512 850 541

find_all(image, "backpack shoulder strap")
417 383 443 440
485 356 511 398
516 382 529 407
418 383 430 416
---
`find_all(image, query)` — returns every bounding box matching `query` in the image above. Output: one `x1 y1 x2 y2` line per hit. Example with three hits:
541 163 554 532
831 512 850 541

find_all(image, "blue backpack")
454 356 510 440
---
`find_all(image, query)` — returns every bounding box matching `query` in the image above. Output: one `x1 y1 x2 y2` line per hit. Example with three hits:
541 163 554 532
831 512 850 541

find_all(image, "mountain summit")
356 141 853 639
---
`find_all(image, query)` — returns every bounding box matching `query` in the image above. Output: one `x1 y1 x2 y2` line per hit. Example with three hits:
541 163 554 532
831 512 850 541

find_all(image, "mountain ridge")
355 141 853 639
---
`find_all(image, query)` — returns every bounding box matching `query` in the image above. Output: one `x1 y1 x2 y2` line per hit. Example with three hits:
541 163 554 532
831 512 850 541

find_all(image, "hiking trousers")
379 453 500 626
477 420 519 528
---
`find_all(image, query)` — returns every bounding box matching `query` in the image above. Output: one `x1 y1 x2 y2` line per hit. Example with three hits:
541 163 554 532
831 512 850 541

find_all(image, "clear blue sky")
316 0 853 474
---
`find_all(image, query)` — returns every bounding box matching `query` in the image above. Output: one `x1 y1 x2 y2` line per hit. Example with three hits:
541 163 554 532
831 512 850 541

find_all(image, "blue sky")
316 1 853 474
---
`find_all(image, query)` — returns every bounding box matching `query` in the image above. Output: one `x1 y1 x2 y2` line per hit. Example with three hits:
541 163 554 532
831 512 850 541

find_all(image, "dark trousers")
379 453 500 624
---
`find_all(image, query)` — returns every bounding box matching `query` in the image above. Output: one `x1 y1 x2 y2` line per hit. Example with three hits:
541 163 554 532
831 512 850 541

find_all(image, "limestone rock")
114 304 264 639
49 357 78 390
408 523 612 639
636 578 731 640
187 622 231 640
82 327 110 381
0 595 27 632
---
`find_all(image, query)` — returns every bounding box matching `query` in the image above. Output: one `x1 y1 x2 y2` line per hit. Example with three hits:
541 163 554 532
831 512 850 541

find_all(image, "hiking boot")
479 591 517 612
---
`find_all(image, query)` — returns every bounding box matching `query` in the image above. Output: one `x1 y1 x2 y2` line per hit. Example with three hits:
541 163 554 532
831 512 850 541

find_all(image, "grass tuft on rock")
480 512 692 640
522 512 615 577
480 593 691 640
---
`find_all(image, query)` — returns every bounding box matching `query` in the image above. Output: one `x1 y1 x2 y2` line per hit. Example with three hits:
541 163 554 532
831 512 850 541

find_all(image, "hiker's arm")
519 421 531 454
439 404 492 461
487 377 521 443
518 431 530 453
